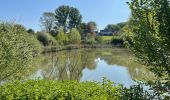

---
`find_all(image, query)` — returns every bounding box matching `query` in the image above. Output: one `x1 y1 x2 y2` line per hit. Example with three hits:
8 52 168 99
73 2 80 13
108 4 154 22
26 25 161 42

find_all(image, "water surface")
0 48 156 87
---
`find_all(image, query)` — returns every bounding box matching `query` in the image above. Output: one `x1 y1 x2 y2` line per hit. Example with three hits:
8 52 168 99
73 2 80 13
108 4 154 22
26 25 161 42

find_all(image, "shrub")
69 28 81 44
84 33 96 44
27 29 35 35
111 36 124 45
0 22 42 70
96 36 104 44
56 28 68 45
37 32 49 46
0 80 121 100
29 35 43 56
0 80 164 100
37 32 58 46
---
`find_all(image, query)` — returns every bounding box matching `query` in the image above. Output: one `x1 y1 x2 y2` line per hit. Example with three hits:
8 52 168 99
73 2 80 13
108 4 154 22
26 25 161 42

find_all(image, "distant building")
97 30 118 36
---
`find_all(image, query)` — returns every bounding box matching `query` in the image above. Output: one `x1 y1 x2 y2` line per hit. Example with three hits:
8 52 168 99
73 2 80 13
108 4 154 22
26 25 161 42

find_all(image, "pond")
0 48 156 87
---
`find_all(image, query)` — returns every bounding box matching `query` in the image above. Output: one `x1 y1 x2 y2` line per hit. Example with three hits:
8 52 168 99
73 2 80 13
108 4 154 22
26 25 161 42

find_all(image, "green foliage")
0 22 42 71
27 28 35 35
37 32 49 46
117 22 127 29
84 33 96 44
95 36 123 45
112 36 124 46
105 24 120 32
126 0 170 77
69 28 81 44
120 83 163 100
55 5 82 32
96 36 114 44
78 22 88 39
0 79 165 100
0 80 121 100
96 36 104 44
37 32 58 46
101 36 113 41
56 28 68 45
13 24 27 32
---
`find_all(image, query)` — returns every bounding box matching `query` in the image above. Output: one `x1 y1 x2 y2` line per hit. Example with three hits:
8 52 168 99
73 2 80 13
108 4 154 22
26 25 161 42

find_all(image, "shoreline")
42 44 124 53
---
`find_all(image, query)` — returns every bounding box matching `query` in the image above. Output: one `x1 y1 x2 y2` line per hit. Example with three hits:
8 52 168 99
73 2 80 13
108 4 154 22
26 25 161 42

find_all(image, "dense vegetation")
0 79 120 100
0 0 170 99
0 79 164 100
39 5 125 46
125 0 170 77
123 0 170 99
0 22 42 69
0 22 42 81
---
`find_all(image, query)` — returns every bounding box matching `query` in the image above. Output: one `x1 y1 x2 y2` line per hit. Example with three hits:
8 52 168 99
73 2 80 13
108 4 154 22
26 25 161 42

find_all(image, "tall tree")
55 5 82 32
126 0 170 77
117 22 127 29
40 12 55 33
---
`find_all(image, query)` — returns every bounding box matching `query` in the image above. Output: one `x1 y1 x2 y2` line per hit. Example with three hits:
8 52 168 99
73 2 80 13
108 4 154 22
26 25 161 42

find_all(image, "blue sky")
0 0 130 31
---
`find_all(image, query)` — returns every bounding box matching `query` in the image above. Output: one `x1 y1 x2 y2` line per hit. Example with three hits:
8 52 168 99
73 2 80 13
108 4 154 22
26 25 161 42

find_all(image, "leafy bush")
69 28 81 44
56 28 68 45
0 80 121 100
111 36 124 46
84 33 96 44
0 79 164 100
37 32 49 46
27 28 35 35
0 22 42 70
37 32 58 46
28 35 43 56
96 36 104 44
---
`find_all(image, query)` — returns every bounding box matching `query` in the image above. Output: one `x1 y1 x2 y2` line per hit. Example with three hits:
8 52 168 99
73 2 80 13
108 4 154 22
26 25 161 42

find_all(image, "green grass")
100 36 113 41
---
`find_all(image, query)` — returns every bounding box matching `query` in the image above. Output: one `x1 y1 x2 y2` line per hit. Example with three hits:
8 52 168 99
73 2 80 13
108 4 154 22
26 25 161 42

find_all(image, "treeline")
39 5 128 46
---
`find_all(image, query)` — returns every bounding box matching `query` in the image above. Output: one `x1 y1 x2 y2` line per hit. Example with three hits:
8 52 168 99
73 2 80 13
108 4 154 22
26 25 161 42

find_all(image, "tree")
55 5 82 32
69 28 81 44
104 24 120 32
40 12 55 33
56 28 68 45
126 0 170 77
37 32 49 46
87 21 97 35
78 22 88 40
27 28 35 34
117 22 127 29
14 24 26 32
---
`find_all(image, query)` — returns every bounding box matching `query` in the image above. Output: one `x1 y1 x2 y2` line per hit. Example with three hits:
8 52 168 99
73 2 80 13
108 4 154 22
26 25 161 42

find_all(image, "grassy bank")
42 44 117 53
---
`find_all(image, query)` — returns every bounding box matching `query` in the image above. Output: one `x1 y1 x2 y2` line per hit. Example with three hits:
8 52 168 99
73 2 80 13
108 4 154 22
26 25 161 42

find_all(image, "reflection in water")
0 48 156 87
0 56 41 82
